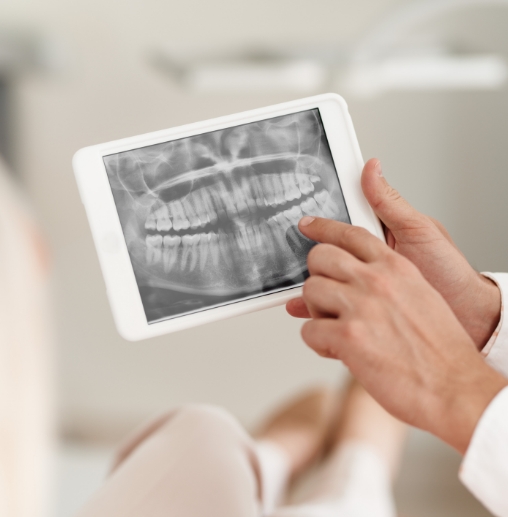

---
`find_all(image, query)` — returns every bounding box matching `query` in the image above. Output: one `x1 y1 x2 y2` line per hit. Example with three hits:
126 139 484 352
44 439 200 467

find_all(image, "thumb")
361 159 424 234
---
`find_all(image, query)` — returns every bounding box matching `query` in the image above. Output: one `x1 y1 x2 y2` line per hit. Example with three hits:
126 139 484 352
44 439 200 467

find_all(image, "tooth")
271 175 285 206
283 206 301 224
182 196 201 229
169 200 189 231
163 235 181 247
145 234 162 265
190 191 207 227
296 173 314 195
156 205 172 232
240 177 257 211
189 234 201 271
145 212 157 231
201 189 217 224
209 232 219 266
146 234 163 248
301 197 320 215
163 248 178 272
219 232 233 266
232 179 249 215
282 173 301 201
310 175 320 183
181 234 198 270
199 233 211 271
261 175 276 206
217 182 237 217
315 190 328 206
251 176 266 207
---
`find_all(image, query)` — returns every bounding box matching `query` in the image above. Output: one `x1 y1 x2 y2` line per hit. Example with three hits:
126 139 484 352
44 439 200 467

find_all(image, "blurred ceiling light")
153 0 508 97
184 59 327 93
343 55 508 97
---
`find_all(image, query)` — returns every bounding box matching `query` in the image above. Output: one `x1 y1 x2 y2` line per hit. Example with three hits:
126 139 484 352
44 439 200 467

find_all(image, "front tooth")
232 179 249 214
296 173 314 195
217 182 237 217
272 175 285 206
250 176 266 207
241 177 257 211
145 212 157 231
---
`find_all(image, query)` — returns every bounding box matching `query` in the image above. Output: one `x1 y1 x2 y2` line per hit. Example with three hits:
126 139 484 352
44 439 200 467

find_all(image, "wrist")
462 273 501 351
431 361 508 454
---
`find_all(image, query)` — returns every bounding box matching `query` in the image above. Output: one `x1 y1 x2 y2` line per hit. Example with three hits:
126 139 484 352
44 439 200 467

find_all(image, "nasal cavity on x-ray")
103 109 350 323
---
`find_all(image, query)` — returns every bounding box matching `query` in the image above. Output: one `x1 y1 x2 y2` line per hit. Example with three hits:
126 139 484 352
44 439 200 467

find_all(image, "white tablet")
73 93 383 341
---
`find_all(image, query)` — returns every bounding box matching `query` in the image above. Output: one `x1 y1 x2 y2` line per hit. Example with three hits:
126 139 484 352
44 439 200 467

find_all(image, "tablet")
73 93 383 341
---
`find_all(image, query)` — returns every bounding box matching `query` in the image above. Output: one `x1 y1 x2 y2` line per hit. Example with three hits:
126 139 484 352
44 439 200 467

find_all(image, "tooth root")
182 196 201 229
209 233 220 266
261 175 276 206
163 249 178 272
199 234 210 271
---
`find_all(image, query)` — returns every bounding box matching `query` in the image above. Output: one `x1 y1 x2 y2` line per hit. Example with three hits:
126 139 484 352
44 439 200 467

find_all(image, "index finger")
298 217 388 263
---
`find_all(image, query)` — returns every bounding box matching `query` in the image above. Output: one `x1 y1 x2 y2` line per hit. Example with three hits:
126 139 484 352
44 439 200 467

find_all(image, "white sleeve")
460 386 508 517
481 273 508 378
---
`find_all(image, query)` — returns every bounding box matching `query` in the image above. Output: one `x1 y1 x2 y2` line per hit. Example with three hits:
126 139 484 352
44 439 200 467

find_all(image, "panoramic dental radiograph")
104 109 350 323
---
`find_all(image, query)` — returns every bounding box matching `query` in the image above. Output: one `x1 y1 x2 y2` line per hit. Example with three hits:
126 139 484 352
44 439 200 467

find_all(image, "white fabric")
459 272 508 517
460 387 508 517
255 440 291 515
271 441 396 517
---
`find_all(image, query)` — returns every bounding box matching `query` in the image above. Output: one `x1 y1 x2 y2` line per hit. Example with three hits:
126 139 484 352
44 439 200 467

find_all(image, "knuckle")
340 319 365 343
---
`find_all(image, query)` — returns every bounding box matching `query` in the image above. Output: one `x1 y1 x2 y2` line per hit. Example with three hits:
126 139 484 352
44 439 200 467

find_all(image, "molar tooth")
217 182 237 217
315 190 329 206
283 173 301 201
181 234 194 269
163 235 181 248
296 173 314 195
240 177 257 211
146 234 163 248
145 213 157 231
189 234 200 271
301 197 320 215
156 205 172 232
145 234 162 265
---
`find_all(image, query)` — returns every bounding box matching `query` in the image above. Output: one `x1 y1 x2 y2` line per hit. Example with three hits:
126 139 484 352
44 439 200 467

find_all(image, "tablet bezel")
73 93 384 341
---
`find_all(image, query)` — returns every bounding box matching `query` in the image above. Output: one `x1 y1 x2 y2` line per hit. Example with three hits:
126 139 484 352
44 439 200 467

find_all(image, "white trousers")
77 405 396 517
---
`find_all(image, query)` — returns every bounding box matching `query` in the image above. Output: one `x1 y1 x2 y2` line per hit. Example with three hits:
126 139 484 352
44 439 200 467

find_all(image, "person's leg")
77 405 264 517
272 381 406 517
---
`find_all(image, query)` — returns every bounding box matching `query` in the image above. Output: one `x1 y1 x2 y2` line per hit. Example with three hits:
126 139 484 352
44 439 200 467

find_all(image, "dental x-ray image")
103 109 350 323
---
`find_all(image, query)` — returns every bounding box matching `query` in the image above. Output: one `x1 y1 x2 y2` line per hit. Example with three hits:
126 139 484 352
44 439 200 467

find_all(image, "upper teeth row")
145 172 320 232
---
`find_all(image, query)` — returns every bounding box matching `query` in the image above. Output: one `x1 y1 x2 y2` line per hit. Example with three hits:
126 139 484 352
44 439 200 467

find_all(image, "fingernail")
374 160 383 177
300 216 315 227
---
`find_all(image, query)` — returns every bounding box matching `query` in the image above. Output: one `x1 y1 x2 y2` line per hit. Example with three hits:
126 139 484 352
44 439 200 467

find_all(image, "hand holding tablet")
73 94 383 340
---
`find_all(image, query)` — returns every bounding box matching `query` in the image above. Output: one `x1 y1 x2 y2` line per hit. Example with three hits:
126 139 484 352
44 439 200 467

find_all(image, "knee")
164 404 248 444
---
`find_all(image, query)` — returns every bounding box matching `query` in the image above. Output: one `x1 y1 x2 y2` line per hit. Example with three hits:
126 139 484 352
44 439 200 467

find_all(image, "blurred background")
1 0 507 515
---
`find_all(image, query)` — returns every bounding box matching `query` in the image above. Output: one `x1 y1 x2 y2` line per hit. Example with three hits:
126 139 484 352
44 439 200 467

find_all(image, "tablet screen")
104 109 350 323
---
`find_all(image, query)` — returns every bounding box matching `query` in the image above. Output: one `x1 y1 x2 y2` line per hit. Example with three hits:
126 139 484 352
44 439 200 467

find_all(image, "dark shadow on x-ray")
103 108 350 323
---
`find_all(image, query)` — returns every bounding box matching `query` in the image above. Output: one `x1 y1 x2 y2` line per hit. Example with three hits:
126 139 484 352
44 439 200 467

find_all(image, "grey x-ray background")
104 110 349 323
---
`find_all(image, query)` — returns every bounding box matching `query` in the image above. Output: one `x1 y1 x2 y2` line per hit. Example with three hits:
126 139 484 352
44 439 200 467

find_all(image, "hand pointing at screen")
286 158 507 454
